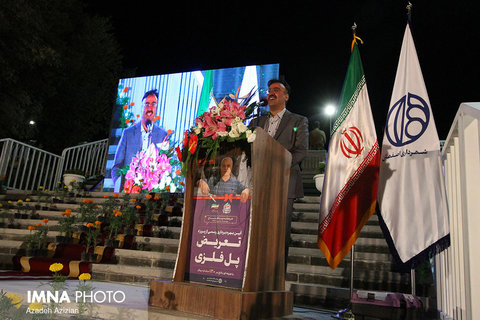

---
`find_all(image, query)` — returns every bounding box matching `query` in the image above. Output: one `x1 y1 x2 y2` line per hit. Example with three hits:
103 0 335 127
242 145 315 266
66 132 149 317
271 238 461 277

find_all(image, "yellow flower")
28 302 43 311
6 293 22 309
0 204 2 207
39 186 44 190
49 263 64 273
26 198 31 202
72 179 76 183
17 199 23 203
78 273 91 281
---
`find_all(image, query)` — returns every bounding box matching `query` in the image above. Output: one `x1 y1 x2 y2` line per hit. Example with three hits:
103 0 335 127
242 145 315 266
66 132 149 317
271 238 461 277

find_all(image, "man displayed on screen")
198 157 250 202
111 89 168 191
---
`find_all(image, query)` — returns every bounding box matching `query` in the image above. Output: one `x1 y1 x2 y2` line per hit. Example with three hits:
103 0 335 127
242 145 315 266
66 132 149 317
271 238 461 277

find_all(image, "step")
92 263 173 284
295 196 320 203
289 247 394 263
286 263 409 290
0 253 15 269
291 221 383 238
0 239 24 254
293 203 321 212
286 282 351 310
291 234 389 253
134 236 179 253
114 248 177 269
0 227 59 240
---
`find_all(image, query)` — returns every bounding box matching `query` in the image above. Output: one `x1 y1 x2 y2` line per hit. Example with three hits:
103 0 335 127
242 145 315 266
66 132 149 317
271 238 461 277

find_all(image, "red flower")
182 131 189 148
188 134 198 154
123 179 133 193
167 129 173 135
175 146 182 161
131 185 141 193
123 105 128 109
130 102 135 106
123 87 129 93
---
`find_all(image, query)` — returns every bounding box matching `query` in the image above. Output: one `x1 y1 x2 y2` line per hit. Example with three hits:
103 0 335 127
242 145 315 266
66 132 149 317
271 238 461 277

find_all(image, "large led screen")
103 64 279 192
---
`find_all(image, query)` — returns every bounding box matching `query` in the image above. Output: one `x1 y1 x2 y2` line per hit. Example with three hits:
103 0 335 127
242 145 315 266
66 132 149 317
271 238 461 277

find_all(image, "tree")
0 0 121 154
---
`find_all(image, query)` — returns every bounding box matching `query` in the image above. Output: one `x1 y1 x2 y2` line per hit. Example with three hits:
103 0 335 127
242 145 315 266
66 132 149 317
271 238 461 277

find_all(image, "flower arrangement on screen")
123 136 184 193
177 90 260 173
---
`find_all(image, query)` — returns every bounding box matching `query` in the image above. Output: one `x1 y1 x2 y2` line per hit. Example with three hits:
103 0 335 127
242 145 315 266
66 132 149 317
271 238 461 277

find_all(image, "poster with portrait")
185 152 253 289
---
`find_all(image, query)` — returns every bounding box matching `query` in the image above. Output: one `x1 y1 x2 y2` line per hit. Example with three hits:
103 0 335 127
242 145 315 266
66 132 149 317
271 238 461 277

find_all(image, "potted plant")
63 169 86 192
15 199 26 219
82 221 100 261
313 161 326 192
52 181 68 203
34 186 51 209
25 225 39 256
57 209 75 243
121 205 138 235
0 203 7 228
106 210 123 247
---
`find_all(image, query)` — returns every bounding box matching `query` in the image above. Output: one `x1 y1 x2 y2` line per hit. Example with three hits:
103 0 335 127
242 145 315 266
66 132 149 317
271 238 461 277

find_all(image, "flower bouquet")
123 136 184 193
177 91 260 173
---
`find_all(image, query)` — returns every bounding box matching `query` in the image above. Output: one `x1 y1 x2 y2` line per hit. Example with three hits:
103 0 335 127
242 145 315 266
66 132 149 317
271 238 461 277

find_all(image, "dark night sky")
85 1 479 140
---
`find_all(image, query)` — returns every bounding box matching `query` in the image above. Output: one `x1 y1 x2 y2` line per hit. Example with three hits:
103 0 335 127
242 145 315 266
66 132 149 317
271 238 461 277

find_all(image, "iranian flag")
318 42 380 269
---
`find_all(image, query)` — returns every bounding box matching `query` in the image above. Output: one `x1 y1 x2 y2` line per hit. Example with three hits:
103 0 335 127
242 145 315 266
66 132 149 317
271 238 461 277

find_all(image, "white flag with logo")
377 23 450 266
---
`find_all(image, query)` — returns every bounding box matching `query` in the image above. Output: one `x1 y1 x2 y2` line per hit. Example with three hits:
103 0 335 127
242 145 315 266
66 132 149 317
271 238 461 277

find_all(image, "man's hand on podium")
197 179 210 195
240 188 250 203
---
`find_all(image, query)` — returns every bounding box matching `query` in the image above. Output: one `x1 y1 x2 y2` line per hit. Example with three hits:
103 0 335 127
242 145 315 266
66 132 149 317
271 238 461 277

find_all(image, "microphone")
145 120 153 146
247 100 267 108
258 99 267 107
145 120 153 132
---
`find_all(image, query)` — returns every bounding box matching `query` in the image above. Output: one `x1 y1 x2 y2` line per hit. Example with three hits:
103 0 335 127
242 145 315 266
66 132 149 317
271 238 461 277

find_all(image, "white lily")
246 129 256 143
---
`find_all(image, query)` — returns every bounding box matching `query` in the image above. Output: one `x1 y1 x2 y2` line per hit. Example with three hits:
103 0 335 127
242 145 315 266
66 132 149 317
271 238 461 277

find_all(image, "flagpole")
411 268 416 296
406 1 417 297
333 24 360 320
350 245 355 299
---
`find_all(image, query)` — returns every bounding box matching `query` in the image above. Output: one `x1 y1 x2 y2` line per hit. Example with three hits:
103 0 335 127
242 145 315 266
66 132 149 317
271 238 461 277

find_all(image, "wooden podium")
149 128 293 319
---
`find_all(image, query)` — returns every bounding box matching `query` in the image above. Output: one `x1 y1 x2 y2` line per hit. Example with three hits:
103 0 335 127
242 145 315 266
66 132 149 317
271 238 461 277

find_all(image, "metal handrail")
0 138 108 191
0 138 62 191
54 139 109 184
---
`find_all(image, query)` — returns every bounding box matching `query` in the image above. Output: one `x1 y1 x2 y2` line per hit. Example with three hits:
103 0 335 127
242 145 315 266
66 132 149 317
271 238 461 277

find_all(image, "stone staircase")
0 189 434 311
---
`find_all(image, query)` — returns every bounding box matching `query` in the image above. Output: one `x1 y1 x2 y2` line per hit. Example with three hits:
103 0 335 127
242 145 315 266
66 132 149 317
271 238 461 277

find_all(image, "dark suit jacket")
250 109 309 198
111 122 167 184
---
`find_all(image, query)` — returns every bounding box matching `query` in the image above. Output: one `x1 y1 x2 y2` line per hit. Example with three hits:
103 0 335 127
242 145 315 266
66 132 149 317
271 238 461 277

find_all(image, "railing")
0 138 62 191
54 139 109 184
0 138 108 192
435 102 480 320
302 149 327 177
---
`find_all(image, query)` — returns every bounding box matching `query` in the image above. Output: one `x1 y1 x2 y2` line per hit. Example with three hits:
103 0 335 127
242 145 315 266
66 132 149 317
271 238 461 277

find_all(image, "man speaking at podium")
250 79 309 265
111 89 168 192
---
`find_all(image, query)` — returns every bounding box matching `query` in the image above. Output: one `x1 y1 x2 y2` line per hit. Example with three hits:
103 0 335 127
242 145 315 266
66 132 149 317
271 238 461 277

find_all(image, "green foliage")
0 0 121 153
64 168 85 175
317 161 326 174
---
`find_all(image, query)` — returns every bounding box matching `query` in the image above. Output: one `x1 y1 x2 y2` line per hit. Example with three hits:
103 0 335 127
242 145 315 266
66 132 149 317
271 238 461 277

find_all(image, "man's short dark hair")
143 89 159 101
268 79 291 95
